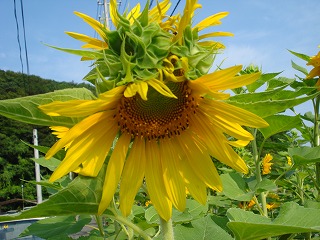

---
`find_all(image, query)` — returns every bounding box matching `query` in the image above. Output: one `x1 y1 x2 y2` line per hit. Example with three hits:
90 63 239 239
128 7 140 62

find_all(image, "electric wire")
13 0 24 74
149 0 154 9
19 0 30 75
170 0 181 17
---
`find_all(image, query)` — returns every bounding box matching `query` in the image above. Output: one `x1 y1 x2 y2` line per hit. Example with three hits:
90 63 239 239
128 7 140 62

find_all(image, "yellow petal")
147 79 177 99
109 0 119 28
198 31 234 40
191 113 249 173
120 137 146 217
124 82 148 100
149 0 171 22
145 140 172 221
39 99 109 117
49 112 118 181
172 137 207 204
228 140 251 148
198 41 225 49
195 65 242 90
98 133 131 215
159 139 186 212
40 86 124 118
174 0 201 42
194 12 229 32
201 99 269 128
45 111 113 159
50 126 69 139
65 32 108 49
124 83 138 98
201 108 254 141
127 3 141 24
74 11 107 39
178 132 223 191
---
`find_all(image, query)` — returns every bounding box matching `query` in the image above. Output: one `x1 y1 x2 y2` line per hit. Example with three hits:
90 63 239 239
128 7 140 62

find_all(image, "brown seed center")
116 81 198 140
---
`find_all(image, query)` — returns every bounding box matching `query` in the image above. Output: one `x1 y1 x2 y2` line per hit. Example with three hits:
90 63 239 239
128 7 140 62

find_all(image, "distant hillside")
0 69 95 100
0 69 95 212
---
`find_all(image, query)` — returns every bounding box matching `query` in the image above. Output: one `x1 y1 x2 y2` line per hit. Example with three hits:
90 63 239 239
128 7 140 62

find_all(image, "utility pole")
33 129 42 204
103 0 110 29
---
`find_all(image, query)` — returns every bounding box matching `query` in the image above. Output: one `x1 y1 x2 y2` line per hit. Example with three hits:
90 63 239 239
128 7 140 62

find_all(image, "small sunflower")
306 51 320 79
262 153 273 175
39 0 268 221
306 50 320 89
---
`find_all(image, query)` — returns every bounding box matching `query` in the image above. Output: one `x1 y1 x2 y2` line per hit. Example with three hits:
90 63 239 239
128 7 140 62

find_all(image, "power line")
149 0 154 9
170 0 181 17
13 0 24 74
20 0 30 75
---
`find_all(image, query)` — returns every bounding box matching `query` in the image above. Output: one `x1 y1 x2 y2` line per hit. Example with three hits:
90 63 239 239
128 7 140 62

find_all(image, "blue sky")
0 0 319 85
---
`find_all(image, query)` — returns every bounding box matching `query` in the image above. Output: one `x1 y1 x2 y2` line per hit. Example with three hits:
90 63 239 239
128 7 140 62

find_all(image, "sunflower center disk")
117 81 198 140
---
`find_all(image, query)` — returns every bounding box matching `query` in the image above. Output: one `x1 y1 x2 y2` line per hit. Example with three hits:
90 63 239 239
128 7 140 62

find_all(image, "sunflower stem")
106 213 152 240
313 95 320 201
95 215 105 237
160 217 175 240
251 129 268 217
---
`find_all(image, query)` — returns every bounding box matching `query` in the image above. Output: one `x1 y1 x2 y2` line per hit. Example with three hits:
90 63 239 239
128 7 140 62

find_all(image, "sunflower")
262 153 273 175
306 50 320 89
39 0 268 221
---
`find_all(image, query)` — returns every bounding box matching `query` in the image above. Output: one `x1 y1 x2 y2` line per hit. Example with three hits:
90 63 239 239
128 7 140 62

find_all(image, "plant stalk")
160 217 175 240
252 129 268 217
313 96 320 200
106 212 152 240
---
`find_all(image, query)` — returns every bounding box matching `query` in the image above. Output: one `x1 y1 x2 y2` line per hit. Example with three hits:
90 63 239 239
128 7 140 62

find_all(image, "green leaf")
291 60 308 76
24 180 62 191
207 195 232 208
258 115 302 139
288 146 320 166
20 215 92 239
300 111 316 123
22 140 66 161
46 44 104 60
227 202 320 240
0 88 96 127
174 215 233 240
254 179 277 194
32 157 61 171
267 77 295 90
288 50 310 62
220 173 254 201
246 72 281 93
0 164 106 222
227 87 319 118
145 206 160 224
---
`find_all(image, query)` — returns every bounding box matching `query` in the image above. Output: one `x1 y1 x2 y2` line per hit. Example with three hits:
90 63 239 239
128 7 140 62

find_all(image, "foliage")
1 2 320 239
0 69 94 212
0 66 320 239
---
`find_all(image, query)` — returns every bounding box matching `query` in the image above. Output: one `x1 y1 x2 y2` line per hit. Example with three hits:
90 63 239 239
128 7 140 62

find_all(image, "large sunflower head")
39 0 268 221
66 0 233 94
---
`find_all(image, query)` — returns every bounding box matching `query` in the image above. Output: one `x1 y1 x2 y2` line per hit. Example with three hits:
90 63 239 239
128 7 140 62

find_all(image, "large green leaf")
258 115 302 139
227 87 319 118
220 173 254 201
20 215 92 239
227 202 320 240
246 72 281 93
254 179 277 194
145 199 206 224
0 164 106 222
174 215 233 240
288 146 320 166
0 88 96 127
